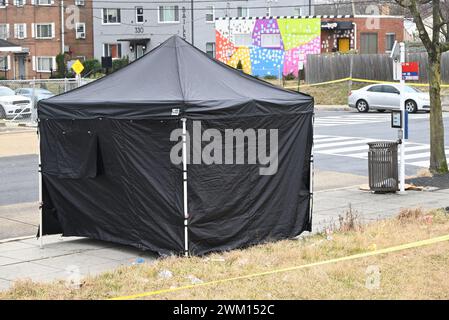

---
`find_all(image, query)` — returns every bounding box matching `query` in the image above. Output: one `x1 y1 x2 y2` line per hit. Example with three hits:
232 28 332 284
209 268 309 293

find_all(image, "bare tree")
395 0 449 173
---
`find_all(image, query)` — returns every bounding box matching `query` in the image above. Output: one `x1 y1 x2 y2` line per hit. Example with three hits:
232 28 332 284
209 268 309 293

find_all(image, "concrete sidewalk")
0 236 157 291
313 187 449 232
1 185 449 292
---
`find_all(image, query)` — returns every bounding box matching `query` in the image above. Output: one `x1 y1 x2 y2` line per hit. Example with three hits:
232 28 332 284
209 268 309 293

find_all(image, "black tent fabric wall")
38 35 314 256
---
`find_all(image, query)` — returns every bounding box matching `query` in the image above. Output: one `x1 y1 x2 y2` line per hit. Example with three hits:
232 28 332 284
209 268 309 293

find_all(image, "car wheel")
405 100 418 113
0 106 6 119
356 99 369 113
377 109 386 113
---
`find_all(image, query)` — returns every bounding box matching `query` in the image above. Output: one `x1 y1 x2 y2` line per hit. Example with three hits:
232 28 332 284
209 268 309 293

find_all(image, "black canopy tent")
38 36 314 256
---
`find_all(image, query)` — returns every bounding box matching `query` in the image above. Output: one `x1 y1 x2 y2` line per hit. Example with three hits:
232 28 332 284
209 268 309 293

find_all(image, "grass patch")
2 208 449 300
264 78 449 106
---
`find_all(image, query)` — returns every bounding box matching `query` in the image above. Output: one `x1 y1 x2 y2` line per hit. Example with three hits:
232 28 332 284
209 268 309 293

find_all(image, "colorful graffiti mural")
215 18 321 78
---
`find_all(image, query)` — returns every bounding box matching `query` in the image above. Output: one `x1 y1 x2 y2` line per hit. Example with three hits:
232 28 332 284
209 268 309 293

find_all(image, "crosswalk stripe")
403 152 430 160
408 160 429 167
314 136 355 143
318 144 370 154
313 134 449 168
314 113 449 127
349 145 430 158
314 139 373 150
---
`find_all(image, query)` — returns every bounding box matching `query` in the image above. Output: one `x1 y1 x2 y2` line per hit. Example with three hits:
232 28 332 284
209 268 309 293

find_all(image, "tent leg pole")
310 114 315 226
181 118 189 257
37 122 44 249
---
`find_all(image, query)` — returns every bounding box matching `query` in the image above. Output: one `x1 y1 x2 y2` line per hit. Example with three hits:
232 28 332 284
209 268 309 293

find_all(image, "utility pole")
182 7 187 40
351 0 356 16
309 0 312 15
191 0 194 45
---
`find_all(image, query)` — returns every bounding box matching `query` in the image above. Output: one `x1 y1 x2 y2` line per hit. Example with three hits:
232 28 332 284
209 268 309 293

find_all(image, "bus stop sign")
402 62 419 80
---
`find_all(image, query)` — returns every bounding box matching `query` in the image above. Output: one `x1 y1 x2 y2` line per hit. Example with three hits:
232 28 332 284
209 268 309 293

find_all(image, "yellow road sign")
71 59 84 75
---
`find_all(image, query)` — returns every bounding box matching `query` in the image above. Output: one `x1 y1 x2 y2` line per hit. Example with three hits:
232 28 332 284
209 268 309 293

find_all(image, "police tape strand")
284 77 449 89
110 233 449 300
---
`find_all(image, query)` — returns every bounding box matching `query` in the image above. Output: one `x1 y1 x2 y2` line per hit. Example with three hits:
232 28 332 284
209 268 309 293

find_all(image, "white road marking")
313 134 449 168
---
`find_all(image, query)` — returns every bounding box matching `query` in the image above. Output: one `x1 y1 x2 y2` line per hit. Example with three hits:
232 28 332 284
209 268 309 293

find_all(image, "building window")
14 23 26 39
103 8 121 24
37 0 53 5
35 23 54 39
385 33 396 52
234 33 252 47
294 7 302 16
205 6 214 23
0 56 9 71
15 0 25 7
158 6 179 23
75 23 86 39
237 7 248 18
261 33 281 48
0 24 9 40
103 43 122 59
75 0 85 5
136 6 144 24
206 42 215 58
36 57 54 72
0 0 6 8
360 33 378 54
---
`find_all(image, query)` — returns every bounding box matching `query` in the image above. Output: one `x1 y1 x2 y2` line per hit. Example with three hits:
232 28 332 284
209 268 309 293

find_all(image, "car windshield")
0 87 15 96
36 89 53 95
403 86 421 93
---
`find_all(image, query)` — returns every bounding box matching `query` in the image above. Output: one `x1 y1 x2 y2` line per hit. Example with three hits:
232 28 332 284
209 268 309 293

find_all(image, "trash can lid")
367 141 399 149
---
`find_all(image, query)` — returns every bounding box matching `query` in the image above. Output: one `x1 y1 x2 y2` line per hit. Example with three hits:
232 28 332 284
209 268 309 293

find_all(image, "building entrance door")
17 55 26 79
338 38 350 52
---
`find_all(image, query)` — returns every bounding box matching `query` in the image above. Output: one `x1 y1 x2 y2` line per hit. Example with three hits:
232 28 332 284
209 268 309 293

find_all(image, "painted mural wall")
216 18 321 78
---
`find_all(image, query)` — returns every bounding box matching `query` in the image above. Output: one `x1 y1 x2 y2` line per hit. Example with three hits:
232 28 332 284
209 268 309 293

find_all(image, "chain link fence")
0 78 93 126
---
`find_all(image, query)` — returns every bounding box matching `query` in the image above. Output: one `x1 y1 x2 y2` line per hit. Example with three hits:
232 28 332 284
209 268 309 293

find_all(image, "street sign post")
71 59 84 75
390 41 407 194
71 59 84 87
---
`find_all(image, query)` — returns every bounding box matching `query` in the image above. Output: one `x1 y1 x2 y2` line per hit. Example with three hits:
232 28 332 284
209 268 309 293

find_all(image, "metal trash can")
367 141 399 192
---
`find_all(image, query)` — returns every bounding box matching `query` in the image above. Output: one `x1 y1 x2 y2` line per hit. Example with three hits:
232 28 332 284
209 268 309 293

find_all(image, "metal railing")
0 78 93 125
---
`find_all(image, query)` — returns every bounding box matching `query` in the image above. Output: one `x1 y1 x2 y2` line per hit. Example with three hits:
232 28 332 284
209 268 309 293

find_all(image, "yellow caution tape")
110 233 449 300
284 77 449 89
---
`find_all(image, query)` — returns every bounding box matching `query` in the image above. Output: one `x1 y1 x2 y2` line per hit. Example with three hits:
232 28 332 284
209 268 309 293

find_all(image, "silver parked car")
0 86 32 119
15 88 55 105
348 84 430 113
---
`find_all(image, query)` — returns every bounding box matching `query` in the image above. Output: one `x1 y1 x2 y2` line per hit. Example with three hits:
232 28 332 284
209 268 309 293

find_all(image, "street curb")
315 105 352 111
0 130 36 135
315 105 449 112
0 235 35 244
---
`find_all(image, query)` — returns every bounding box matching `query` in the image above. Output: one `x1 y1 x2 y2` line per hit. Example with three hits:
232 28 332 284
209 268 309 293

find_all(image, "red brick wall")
0 1 93 79
321 16 404 54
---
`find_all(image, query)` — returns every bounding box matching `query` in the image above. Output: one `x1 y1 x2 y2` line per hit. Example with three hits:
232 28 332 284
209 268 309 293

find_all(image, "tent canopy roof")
40 35 312 119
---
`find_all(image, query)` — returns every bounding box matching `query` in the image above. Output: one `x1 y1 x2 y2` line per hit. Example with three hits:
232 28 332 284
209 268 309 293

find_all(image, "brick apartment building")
321 15 405 54
0 0 93 79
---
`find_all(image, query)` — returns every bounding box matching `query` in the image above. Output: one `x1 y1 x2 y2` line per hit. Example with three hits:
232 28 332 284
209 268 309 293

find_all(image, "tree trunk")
428 52 448 173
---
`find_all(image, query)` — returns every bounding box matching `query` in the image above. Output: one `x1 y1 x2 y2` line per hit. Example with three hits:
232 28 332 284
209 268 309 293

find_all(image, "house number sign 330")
135 26 144 34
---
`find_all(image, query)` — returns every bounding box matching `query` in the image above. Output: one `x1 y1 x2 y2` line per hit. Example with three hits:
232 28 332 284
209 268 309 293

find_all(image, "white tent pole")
310 114 314 225
181 118 189 257
38 118 44 249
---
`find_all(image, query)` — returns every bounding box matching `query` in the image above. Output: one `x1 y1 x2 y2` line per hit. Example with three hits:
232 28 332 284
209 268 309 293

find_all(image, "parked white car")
348 84 430 113
0 86 32 119
15 88 54 105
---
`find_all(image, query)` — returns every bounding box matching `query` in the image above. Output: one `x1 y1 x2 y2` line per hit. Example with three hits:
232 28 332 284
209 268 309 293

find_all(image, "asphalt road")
0 154 38 207
315 109 449 177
